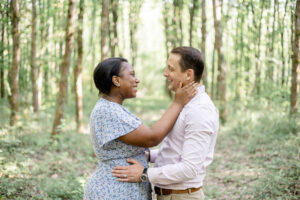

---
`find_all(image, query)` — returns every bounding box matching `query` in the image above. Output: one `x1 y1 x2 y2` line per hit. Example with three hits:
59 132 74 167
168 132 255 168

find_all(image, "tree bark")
201 0 207 87
52 0 76 135
37 0 45 106
9 0 20 126
189 0 197 46
290 0 300 118
252 0 265 94
213 0 227 122
129 0 142 67
267 0 277 81
31 0 39 113
281 0 288 85
172 0 183 46
0 2 5 98
75 0 84 133
110 0 118 57
101 0 109 61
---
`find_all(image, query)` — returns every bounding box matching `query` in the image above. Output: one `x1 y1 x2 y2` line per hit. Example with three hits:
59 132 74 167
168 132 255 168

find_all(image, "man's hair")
93 57 128 95
171 46 204 82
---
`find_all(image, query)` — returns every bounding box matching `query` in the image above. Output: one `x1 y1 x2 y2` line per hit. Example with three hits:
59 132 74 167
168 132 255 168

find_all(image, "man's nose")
163 68 168 77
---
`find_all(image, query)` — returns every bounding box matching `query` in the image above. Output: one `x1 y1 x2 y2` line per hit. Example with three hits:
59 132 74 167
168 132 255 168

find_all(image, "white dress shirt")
147 86 219 189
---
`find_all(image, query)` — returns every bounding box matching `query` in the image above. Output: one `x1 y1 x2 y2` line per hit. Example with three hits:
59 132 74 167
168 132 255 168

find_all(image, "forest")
0 0 299 199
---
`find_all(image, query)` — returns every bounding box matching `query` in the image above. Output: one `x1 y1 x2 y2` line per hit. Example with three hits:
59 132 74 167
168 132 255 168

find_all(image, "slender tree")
252 0 265 94
52 0 76 135
110 0 118 57
172 0 183 46
281 0 288 85
31 0 39 113
74 0 84 133
189 0 197 46
290 0 300 119
267 0 277 82
129 0 142 67
100 0 109 61
9 0 20 126
0 2 5 98
213 0 227 122
162 1 172 58
201 0 207 87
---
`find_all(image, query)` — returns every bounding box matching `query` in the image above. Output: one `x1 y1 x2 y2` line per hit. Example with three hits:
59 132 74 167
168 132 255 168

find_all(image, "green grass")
0 93 299 199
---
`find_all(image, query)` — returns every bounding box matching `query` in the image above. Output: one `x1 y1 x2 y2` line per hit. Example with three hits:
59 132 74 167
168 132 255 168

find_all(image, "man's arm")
111 130 212 183
112 107 218 184
147 130 212 185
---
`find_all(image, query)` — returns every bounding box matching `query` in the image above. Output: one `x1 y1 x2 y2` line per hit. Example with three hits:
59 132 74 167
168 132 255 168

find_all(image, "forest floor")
0 95 299 200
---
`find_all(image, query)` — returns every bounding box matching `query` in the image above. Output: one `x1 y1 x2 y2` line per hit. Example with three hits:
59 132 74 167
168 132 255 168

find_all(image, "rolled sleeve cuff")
147 167 159 184
150 149 159 163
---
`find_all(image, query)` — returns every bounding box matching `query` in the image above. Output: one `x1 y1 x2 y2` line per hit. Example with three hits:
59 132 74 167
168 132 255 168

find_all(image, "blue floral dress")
84 98 152 200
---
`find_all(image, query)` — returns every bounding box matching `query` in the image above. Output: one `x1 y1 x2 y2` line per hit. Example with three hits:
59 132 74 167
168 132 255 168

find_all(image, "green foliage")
0 97 96 199
204 93 300 199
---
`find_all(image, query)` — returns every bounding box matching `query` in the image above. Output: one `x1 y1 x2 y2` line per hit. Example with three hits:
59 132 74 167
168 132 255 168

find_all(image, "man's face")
164 53 187 91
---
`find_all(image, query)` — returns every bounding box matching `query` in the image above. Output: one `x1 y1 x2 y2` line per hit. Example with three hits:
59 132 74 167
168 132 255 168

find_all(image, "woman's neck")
102 93 123 105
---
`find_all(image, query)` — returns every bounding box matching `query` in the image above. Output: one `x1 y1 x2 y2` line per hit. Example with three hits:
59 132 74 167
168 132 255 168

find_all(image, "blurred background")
0 0 299 199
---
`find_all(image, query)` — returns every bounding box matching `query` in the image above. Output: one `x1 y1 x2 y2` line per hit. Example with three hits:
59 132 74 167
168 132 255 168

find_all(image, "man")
112 46 219 200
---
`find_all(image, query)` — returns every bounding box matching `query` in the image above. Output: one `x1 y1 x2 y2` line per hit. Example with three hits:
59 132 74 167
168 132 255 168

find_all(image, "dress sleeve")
91 103 142 147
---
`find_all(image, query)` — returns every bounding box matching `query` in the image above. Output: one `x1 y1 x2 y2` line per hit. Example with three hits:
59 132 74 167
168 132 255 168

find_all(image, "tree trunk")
201 0 207 87
213 0 227 122
75 0 84 133
31 0 39 113
0 2 5 98
129 0 142 67
163 1 172 59
110 0 118 57
252 0 265 94
281 0 288 86
290 0 300 119
9 0 20 126
38 0 45 106
189 0 197 46
101 0 109 61
211 48 215 99
172 0 183 46
267 0 277 82
52 0 76 135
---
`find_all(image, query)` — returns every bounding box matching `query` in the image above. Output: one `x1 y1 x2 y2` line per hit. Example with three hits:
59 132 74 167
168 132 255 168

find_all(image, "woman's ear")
112 75 120 87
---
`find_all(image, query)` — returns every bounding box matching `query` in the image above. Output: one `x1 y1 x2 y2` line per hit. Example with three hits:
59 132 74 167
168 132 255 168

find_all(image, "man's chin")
168 85 176 92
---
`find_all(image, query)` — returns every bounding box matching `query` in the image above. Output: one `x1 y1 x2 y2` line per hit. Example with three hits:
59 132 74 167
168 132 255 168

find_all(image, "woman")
84 57 197 200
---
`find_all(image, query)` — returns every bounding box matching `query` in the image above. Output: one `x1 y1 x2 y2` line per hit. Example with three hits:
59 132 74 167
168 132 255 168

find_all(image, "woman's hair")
93 57 128 95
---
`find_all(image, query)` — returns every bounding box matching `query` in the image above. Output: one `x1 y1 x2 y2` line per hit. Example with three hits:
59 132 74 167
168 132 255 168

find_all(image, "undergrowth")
0 93 299 199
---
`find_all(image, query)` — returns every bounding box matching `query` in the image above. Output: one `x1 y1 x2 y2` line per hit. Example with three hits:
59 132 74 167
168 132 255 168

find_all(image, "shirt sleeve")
147 106 217 185
91 104 142 147
150 149 159 163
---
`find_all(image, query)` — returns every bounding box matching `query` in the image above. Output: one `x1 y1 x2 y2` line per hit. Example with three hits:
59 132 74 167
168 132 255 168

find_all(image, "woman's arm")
118 82 197 147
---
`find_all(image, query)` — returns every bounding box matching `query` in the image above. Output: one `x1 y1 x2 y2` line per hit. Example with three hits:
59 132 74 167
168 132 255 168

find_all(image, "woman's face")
118 62 140 99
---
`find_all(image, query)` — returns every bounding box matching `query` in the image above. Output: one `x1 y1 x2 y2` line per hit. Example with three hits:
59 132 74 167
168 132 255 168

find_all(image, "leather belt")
154 186 201 195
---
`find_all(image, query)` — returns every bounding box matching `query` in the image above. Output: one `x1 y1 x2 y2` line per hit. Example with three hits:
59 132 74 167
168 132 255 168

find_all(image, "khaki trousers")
156 188 205 200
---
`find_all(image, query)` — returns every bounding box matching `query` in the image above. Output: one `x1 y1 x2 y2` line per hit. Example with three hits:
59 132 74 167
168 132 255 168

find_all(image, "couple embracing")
84 46 219 200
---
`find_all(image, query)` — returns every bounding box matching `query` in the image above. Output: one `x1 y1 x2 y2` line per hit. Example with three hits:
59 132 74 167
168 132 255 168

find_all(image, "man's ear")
112 75 120 87
185 69 194 81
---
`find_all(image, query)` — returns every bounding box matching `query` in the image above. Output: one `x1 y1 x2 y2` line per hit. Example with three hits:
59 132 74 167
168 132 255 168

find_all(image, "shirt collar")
197 85 205 94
